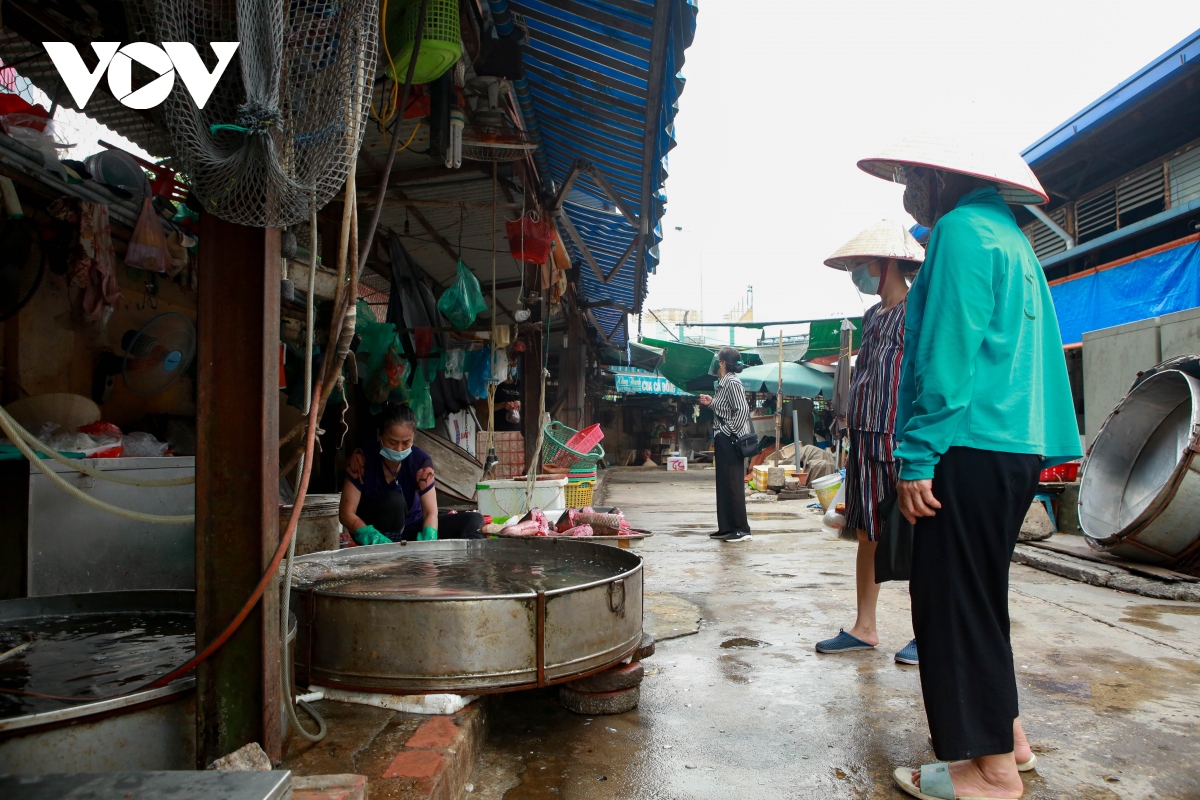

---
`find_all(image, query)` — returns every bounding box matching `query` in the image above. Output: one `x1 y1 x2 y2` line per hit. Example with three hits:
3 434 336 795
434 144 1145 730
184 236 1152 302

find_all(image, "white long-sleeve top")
711 372 751 438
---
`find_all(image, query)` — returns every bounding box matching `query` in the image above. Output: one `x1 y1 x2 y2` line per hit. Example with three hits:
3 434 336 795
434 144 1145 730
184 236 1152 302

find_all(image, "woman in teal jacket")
859 137 1082 800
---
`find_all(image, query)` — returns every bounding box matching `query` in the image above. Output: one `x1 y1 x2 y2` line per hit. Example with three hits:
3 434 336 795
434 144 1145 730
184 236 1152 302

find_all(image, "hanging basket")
505 211 553 265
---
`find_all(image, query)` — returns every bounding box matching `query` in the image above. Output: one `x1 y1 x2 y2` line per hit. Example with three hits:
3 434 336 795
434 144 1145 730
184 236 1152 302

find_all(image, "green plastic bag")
437 260 489 329
408 358 436 429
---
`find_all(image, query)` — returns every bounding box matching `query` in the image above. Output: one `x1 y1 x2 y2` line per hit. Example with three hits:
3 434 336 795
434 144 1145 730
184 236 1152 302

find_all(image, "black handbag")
735 431 759 458
874 492 913 582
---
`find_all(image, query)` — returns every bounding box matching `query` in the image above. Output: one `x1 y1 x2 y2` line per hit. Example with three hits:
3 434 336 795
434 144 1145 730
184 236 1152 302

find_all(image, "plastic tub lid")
811 474 843 489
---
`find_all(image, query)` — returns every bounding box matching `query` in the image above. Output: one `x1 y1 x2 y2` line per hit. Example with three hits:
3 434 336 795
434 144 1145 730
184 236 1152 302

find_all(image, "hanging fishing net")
127 0 378 228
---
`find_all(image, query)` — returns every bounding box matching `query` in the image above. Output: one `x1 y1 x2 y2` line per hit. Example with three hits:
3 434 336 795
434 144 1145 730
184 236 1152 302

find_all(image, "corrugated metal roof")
502 0 697 343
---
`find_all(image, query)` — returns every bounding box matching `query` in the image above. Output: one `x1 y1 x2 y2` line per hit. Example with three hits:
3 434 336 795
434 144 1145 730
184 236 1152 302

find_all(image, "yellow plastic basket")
564 482 595 509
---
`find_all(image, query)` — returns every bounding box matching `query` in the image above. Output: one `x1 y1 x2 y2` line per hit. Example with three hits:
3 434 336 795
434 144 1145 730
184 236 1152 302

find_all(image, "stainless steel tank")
0 591 196 774
1079 367 1200 569
290 538 643 694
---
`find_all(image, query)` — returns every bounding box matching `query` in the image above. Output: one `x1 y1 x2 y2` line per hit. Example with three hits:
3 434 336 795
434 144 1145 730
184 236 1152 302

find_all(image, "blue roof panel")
1023 29 1200 166
504 0 697 344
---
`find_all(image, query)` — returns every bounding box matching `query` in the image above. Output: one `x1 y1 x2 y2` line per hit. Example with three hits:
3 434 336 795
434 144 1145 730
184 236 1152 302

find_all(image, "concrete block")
566 661 644 693
559 685 640 715
1019 501 1055 542
766 466 786 490
208 742 271 771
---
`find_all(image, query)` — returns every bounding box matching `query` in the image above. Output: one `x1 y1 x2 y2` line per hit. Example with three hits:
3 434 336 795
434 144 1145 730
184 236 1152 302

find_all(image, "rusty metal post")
196 217 282 766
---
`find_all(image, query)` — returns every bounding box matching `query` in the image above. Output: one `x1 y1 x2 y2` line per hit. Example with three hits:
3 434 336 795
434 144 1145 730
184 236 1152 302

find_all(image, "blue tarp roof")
1050 239 1200 345
1022 29 1200 167
497 0 697 344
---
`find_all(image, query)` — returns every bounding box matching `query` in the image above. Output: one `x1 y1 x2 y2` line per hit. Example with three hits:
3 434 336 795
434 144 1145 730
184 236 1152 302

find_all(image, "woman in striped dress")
815 221 924 662
698 347 753 543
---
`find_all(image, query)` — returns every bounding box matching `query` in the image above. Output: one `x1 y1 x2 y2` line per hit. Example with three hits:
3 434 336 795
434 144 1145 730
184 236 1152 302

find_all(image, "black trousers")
714 432 750 534
911 447 1039 760
358 491 485 541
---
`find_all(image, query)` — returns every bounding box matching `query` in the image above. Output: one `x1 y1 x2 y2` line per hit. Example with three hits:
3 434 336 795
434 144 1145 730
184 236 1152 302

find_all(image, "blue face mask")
850 264 880 295
380 444 412 463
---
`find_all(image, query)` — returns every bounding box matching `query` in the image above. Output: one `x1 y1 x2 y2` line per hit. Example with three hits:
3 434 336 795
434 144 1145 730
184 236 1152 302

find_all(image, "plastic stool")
1033 492 1057 532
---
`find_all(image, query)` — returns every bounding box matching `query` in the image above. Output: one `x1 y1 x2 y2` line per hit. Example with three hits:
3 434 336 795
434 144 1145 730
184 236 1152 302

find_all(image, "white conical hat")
857 133 1049 206
824 220 925 271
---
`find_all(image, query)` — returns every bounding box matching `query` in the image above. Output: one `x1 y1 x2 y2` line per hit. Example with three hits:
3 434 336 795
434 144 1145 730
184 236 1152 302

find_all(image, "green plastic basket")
383 0 462 85
542 422 605 471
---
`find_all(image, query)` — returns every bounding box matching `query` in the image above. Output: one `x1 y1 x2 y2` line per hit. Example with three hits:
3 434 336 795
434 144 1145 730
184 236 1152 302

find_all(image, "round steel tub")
291 538 643 694
0 591 196 774
1079 368 1200 567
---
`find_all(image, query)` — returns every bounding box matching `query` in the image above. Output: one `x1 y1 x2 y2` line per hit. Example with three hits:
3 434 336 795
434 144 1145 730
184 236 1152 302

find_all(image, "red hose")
147 381 323 689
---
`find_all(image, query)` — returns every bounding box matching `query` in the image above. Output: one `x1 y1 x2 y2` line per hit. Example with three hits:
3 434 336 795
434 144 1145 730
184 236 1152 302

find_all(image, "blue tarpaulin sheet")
1050 240 1200 345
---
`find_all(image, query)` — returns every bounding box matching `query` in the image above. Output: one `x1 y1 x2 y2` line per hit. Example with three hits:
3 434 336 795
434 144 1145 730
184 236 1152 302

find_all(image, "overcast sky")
648 2 1200 344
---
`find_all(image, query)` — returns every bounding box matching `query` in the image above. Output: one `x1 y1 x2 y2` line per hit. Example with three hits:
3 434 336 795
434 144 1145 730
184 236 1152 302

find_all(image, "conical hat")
857 133 1049 206
824 220 925 271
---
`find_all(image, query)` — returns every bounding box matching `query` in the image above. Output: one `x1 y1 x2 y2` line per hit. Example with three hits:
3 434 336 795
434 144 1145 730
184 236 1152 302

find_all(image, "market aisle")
469 468 1200 799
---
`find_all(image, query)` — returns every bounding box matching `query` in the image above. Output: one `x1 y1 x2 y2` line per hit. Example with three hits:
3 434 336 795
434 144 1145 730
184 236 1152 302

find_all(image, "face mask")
380 444 412 462
850 264 880 295
903 167 937 228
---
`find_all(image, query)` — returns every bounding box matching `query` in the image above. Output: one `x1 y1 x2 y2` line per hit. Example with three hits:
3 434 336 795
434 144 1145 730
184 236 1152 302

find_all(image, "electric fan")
0 177 44 322
120 312 198 396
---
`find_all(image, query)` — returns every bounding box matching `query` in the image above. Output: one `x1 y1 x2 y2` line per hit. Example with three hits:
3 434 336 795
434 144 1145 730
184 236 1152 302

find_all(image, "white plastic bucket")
476 477 568 519
812 473 843 512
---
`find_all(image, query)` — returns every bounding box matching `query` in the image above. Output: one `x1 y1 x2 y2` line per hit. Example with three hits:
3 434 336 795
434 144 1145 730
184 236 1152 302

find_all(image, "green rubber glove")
353 524 392 546
418 525 438 541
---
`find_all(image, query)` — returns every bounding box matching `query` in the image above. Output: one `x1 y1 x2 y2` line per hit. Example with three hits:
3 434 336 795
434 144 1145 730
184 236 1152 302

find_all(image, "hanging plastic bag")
491 348 510 383
408 359 436 429
466 348 490 399
445 349 466 379
437 260 489 329
125 197 171 273
504 211 553 265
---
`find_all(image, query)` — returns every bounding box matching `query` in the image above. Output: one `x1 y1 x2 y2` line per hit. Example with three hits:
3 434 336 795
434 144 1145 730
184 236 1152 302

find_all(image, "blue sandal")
893 763 1019 800
815 628 875 654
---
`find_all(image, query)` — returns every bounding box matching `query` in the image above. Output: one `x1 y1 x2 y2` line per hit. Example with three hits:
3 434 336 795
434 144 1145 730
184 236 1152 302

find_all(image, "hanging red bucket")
505 211 553 265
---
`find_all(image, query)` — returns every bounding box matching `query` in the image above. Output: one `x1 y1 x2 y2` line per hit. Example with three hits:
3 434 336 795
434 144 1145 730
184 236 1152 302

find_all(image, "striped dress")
844 300 905 541
711 372 751 438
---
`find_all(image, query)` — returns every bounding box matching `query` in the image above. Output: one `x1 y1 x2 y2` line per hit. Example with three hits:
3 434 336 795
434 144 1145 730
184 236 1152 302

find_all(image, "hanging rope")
485 164 499 466
303 203 317 416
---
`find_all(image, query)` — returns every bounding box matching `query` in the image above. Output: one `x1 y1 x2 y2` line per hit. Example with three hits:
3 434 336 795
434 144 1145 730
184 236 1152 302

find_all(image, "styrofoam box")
667 456 687 471
476 476 568 519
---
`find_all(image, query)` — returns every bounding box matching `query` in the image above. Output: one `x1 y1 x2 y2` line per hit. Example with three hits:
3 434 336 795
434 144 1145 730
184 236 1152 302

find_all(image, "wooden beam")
196 218 281 766
363 196 522 211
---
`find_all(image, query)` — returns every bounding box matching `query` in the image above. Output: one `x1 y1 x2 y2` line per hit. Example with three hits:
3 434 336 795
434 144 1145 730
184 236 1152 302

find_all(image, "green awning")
641 338 763 393
737 362 835 398
806 318 862 359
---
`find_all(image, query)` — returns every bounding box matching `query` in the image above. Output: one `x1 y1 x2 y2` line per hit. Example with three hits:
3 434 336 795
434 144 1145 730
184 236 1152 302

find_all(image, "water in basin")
0 611 194 718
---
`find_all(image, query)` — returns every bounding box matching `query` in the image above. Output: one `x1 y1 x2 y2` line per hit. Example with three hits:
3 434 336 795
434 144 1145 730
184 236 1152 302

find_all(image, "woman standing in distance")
698 347 753 543
815 220 923 665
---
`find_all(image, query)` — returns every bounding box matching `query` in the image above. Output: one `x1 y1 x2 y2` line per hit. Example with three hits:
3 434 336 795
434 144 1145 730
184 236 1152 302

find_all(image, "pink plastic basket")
564 423 604 455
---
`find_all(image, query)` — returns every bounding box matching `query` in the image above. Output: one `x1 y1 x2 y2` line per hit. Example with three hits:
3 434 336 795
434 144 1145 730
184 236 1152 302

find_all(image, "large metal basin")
291 538 643 694
1080 368 1200 568
0 591 196 774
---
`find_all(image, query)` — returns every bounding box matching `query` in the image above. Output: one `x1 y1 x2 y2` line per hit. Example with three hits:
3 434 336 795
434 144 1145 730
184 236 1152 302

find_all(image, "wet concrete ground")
469 468 1200 799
